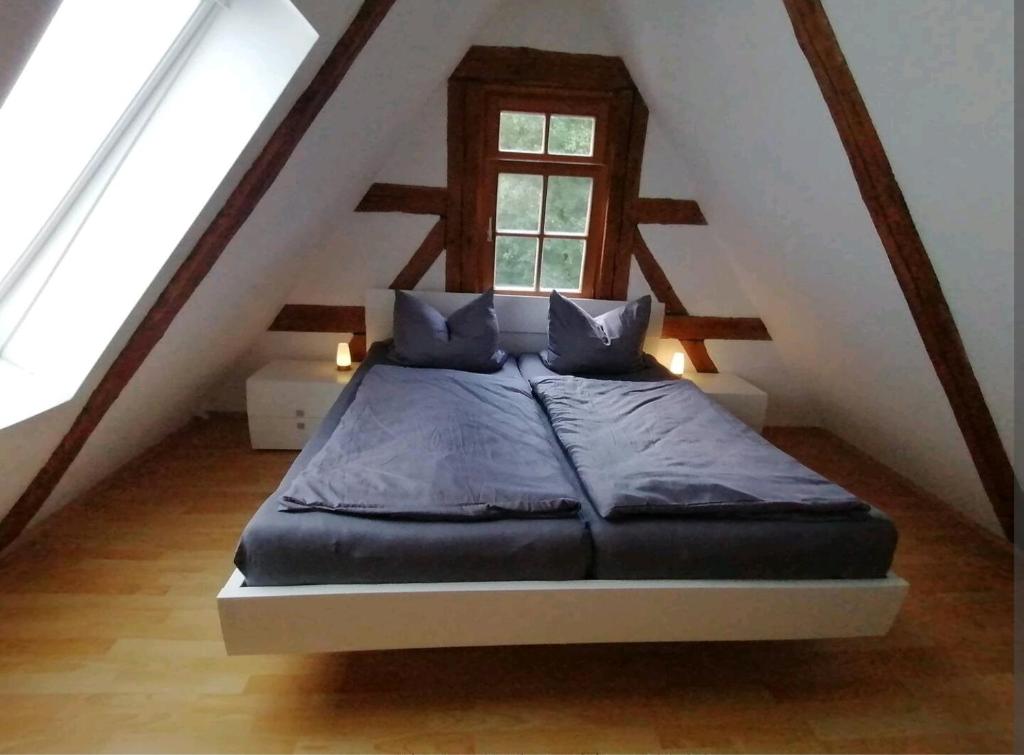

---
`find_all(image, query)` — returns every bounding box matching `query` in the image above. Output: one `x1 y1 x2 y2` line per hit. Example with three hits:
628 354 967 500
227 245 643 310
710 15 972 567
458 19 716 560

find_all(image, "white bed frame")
219 290 908 655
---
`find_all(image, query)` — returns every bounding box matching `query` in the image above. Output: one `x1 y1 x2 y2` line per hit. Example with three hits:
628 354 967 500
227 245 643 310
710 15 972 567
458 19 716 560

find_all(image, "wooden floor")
0 417 1013 754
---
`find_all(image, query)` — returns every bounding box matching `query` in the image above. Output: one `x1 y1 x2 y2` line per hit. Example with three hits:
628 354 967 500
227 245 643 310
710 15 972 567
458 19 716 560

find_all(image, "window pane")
495 173 543 233
547 115 595 157
540 238 585 291
544 176 592 235
0 0 201 283
494 236 538 289
498 111 545 153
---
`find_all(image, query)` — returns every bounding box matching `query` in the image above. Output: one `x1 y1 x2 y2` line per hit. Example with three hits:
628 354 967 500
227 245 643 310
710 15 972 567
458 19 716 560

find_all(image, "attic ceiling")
0 0 1013 546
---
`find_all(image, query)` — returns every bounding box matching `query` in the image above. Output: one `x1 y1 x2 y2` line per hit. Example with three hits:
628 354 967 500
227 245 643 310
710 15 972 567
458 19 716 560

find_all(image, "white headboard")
365 289 665 354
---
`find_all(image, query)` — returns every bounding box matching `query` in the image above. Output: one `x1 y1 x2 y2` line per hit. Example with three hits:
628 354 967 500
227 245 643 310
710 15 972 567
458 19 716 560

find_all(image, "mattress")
234 343 590 586
518 353 897 579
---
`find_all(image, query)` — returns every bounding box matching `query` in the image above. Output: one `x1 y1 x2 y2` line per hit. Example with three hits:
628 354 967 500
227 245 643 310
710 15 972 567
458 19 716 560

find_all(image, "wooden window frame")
447 47 645 299
482 91 609 297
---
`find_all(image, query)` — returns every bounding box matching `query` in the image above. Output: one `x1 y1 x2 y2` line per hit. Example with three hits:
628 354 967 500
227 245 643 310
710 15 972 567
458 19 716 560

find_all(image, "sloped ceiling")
0 0 1011 541
0 0 502 533
602 0 1012 532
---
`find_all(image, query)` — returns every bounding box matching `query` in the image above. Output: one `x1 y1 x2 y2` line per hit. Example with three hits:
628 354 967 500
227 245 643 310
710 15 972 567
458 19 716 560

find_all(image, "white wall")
210 0 809 424
604 0 1012 533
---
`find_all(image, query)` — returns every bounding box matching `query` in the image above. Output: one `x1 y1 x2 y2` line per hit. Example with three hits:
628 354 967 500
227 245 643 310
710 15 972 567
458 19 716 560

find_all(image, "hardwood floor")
0 418 1013 754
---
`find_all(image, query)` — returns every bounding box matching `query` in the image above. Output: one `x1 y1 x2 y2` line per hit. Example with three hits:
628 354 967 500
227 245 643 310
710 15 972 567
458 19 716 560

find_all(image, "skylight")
0 0 317 428
0 0 202 297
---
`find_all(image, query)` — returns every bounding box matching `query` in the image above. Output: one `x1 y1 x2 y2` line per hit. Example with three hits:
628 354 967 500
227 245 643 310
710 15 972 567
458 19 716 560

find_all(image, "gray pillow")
390 289 507 372
541 291 651 374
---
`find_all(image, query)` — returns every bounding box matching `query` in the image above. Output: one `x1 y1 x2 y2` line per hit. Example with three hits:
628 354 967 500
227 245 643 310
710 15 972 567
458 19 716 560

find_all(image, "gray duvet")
280 364 582 520
532 376 869 520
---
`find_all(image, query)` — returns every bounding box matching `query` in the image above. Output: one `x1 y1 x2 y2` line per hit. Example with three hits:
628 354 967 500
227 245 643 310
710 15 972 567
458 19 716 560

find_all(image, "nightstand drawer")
246 379 343 419
248 415 323 450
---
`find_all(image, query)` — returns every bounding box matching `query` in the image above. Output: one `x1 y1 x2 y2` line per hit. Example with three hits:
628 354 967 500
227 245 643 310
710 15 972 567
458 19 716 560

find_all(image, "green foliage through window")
540 238 584 290
494 235 537 289
498 111 544 153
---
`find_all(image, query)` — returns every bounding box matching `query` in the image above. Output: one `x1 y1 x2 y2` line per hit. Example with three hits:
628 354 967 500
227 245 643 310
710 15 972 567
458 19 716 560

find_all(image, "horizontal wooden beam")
0 0 396 554
452 46 635 91
632 198 707 225
269 304 365 333
662 315 771 341
356 183 447 215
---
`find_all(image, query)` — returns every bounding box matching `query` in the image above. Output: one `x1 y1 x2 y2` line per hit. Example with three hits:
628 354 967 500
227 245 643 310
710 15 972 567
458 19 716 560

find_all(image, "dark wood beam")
0 0 396 552
389 219 446 290
269 304 365 333
452 46 635 91
662 315 771 342
632 229 718 373
356 183 447 216
632 229 686 314
444 79 467 292
605 95 648 300
784 0 1016 540
632 198 707 225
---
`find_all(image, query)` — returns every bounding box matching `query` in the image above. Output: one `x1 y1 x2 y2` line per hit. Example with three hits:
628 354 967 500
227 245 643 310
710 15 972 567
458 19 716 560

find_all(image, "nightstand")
684 373 768 431
246 360 359 450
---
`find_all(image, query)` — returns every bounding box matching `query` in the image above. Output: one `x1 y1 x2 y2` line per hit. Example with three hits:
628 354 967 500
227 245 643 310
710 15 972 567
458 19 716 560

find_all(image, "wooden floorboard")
0 418 1012 754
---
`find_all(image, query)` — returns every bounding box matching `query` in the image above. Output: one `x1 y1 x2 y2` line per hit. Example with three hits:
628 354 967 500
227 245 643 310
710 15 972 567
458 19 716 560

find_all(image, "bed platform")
219 569 908 654
220 290 907 655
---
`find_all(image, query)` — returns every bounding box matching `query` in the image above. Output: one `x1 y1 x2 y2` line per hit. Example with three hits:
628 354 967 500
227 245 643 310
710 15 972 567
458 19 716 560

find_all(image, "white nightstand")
246 360 359 450
684 373 768 431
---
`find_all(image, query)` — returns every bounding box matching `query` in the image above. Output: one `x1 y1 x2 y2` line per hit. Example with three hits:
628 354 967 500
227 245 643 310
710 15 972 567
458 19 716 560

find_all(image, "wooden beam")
444 79 466 292
389 219 446 290
452 46 635 91
0 0 396 552
356 183 447 216
269 304 365 333
606 95 648 300
784 0 1016 540
662 315 771 342
632 198 707 225
632 230 686 314
632 230 719 373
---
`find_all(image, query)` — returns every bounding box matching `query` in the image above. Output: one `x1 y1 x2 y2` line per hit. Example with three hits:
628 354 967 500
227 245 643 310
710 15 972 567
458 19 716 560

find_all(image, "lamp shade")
336 342 352 370
669 351 686 376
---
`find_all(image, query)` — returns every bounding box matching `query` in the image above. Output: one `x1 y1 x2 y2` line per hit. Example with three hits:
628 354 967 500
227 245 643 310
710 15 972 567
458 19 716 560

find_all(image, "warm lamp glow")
336 342 352 371
669 351 686 376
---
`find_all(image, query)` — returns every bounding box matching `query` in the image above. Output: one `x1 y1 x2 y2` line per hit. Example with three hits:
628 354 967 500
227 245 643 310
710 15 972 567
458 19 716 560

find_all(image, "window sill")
0 359 72 430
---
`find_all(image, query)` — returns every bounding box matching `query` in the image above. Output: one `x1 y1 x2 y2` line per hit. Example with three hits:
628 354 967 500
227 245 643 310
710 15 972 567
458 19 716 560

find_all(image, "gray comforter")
280 364 582 520
532 376 868 519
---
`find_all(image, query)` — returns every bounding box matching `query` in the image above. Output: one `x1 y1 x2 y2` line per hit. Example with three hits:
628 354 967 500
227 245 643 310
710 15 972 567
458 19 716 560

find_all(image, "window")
0 0 316 427
447 48 646 299
484 94 609 296
0 0 209 326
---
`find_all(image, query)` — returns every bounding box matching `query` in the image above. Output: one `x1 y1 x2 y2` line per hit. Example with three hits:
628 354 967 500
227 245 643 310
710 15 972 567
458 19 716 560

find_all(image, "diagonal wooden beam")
389 219 446 290
632 229 687 314
356 183 448 216
631 229 719 373
632 198 707 225
0 0 396 552
783 0 1016 539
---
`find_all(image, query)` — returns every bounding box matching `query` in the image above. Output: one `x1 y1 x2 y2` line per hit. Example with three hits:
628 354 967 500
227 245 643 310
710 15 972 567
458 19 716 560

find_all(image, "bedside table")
684 373 768 431
246 360 359 450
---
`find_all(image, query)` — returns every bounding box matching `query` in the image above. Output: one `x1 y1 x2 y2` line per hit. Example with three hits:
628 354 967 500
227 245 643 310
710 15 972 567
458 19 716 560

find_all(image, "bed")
234 345 590 586
518 353 898 581
218 289 907 655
